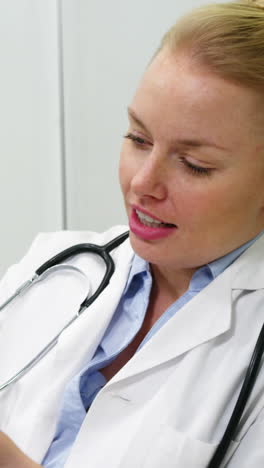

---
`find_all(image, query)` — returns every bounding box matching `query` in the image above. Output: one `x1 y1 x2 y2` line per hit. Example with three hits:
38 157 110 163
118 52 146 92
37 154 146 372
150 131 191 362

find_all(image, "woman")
1 1 264 466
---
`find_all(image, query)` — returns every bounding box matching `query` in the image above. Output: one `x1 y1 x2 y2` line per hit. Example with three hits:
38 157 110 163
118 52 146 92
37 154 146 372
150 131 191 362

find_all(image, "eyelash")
123 132 212 177
179 157 211 176
124 132 147 146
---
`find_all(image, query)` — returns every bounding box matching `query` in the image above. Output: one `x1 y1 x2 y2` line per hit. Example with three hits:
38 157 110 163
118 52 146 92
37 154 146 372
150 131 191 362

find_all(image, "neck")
150 263 198 301
144 264 198 328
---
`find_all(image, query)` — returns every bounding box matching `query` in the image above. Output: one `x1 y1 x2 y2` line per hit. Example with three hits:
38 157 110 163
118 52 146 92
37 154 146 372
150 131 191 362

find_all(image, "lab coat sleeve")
227 407 264 467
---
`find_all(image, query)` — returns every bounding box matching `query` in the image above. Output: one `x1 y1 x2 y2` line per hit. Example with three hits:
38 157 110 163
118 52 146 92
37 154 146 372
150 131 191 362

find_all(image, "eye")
123 132 150 147
179 156 213 177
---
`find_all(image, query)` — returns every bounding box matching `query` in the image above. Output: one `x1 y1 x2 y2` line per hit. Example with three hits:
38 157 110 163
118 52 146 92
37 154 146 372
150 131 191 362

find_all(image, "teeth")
136 209 165 228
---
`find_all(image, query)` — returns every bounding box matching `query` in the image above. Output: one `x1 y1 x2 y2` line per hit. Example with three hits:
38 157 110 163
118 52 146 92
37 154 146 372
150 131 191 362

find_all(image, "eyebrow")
127 107 228 152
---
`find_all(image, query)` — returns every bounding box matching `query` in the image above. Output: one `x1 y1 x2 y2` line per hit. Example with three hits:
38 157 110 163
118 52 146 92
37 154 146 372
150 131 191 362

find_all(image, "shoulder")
0 225 130 301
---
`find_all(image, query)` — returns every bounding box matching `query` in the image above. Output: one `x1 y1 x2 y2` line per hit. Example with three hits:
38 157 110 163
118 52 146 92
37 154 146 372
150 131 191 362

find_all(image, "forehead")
130 49 262 150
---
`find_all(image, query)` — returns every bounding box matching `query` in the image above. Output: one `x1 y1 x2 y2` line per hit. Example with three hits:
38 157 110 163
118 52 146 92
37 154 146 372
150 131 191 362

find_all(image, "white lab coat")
0 225 264 468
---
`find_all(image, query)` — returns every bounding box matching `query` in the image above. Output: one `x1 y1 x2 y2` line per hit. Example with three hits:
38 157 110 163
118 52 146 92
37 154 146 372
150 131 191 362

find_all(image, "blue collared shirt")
42 233 263 467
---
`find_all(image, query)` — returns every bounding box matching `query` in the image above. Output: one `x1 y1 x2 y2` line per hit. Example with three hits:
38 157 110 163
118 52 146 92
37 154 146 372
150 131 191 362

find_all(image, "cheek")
119 142 139 195
170 183 233 224
118 147 135 199
173 172 263 232
119 151 129 195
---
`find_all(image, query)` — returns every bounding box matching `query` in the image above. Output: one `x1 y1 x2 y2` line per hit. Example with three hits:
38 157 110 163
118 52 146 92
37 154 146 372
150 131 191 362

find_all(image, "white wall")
0 0 63 276
62 0 219 232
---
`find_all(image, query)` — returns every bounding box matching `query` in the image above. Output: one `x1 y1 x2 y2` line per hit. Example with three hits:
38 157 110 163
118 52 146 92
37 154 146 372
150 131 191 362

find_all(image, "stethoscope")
0 229 264 468
0 230 129 391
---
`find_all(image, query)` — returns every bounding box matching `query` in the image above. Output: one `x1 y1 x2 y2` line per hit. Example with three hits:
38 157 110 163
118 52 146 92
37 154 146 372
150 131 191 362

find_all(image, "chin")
129 232 173 265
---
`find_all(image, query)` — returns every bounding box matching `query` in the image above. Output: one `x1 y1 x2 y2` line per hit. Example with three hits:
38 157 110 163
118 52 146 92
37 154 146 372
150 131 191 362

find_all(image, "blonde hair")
155 0 264 92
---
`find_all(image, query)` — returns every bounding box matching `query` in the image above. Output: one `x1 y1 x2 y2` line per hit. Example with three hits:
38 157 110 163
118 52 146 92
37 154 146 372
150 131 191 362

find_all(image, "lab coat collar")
208 230 263 279
231 231 264 290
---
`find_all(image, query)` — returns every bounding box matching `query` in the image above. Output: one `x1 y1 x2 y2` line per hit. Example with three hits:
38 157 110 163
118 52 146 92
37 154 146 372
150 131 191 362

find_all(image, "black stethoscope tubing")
36 230 130 310
208 322 264 467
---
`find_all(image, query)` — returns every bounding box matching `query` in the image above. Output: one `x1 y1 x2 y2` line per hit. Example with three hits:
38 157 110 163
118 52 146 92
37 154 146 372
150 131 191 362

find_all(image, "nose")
131 149 167 200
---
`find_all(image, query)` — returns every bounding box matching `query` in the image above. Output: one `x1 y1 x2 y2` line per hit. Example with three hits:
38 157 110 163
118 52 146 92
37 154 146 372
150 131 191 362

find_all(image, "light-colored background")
0 0 227 277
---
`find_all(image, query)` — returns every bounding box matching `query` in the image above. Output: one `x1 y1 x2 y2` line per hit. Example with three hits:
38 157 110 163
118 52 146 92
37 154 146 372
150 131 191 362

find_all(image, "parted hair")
155 0 264 92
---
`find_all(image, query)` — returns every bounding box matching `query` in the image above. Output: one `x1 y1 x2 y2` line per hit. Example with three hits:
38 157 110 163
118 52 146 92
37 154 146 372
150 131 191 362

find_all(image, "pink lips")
129 208 177 241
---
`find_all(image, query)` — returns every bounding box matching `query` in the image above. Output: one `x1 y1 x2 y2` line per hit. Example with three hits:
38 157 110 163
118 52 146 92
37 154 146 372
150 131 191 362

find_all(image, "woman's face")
119 49 264 272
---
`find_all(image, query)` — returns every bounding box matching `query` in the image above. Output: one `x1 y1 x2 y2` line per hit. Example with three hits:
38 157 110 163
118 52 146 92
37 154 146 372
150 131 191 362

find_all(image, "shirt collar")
126 230 264 292
122 253 150 295
208 230 264 279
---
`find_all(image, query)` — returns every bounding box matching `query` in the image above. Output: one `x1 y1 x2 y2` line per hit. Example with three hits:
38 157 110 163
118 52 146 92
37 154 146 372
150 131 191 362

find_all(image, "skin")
0 432 41 468
119 47 264 298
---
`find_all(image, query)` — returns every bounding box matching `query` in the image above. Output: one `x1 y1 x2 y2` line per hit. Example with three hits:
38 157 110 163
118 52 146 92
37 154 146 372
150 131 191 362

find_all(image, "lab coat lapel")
108 259 234 385
53 238 134 380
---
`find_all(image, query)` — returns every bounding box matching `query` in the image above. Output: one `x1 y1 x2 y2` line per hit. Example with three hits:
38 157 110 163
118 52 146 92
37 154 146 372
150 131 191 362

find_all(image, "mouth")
129 206 177 241
135 209 176 228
